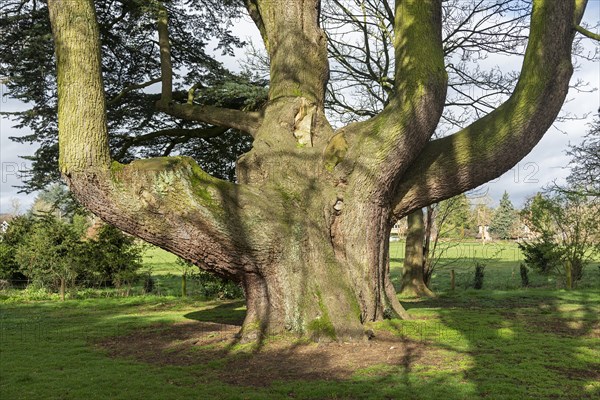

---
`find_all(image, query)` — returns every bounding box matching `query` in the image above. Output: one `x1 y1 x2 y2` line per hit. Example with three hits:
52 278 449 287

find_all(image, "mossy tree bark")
48 0 588 341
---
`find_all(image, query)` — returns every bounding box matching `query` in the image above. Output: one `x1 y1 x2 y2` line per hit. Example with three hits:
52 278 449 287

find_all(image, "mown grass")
388 240 600 292
144 241 600 293
1 290 598 399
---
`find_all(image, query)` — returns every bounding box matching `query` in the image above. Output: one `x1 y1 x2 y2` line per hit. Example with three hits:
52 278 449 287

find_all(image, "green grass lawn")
1 290 598 399
143 241 600 294
388 240 600 292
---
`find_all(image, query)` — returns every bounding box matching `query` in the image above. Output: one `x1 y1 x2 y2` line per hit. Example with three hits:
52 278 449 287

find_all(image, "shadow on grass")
1 291 598 399
183 301 246 326
397 290 600 399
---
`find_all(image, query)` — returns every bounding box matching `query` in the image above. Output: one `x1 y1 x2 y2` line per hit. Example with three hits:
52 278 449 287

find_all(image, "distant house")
0 214 13 234
476 225 491 242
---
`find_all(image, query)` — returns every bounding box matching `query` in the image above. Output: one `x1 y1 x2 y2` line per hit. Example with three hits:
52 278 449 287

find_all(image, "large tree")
489 191 517 240
44 0 593 341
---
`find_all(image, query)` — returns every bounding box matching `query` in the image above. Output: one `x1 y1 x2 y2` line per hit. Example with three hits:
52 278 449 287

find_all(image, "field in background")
143 241 600 294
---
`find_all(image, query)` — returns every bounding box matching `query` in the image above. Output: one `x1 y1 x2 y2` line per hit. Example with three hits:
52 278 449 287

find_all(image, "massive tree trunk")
48 0 587 341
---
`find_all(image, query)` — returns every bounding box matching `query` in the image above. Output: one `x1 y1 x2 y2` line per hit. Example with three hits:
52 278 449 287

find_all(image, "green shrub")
518 236 561 275
0 216 33 282
191 270 244 300
80 224 144 288
473 263 485 289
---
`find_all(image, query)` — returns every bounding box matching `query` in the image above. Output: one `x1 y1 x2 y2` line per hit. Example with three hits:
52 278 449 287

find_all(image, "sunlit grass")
1 289 598 399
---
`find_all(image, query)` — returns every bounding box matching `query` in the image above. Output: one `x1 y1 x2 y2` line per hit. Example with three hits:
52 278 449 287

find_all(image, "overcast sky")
1 3 599 214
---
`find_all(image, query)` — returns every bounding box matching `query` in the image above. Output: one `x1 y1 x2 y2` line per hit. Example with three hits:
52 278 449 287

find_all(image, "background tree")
0 0 261 191
489 191 518 240
566 115 600 196
399 209 434 297
0 216 33 282
520 191 600 289
15 216 81 300
11 0 597 340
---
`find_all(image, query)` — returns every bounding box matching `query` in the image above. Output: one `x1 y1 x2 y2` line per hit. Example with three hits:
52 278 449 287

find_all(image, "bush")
518 236 560 275
192 270 244 300
473 263 485 289
80 224 144 287
519 264 529 288
143 273 155 294
15 216 82 298
0 216 33 282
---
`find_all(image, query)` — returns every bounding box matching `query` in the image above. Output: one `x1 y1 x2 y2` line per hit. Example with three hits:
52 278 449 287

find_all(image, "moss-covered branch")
393 0 586 217
156 102 262 137
341 0 447 199
575 24 600 41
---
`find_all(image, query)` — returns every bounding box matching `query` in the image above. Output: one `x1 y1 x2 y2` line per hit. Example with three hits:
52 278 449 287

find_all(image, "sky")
1 2 599 214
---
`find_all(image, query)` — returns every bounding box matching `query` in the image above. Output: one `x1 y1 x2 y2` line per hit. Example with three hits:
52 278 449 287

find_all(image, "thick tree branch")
249 0 329 106
341 0 447 200
157 3 172 101
155 3 262 137
156 102 261 137
115 126 228 159
393 0 587 217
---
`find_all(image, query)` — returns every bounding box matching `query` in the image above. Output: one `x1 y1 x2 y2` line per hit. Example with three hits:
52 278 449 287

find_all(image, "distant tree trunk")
565 260 573 290
59 277 65 301
400 210 435 297
181 273 187 297
423 205 435 288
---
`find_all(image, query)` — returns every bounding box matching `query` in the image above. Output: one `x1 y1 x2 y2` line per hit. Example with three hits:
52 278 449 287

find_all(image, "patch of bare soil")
97 320 449 387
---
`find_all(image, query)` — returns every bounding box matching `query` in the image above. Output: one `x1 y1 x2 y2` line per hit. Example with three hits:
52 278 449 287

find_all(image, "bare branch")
115 126 229 159
107 77 161 106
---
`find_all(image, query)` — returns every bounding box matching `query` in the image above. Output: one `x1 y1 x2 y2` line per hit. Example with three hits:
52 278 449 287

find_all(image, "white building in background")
476 225 491 242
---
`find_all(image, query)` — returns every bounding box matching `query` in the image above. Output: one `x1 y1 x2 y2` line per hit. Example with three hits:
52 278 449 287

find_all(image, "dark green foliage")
0 0 263 191
81 225 144 288
1 211 143 295
191 270 244 300
489 191 517 240
0 216 33 281
14 216 81 291
473 263 485 289
518 236 560 275
143 273 155 294
519 264 529 287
